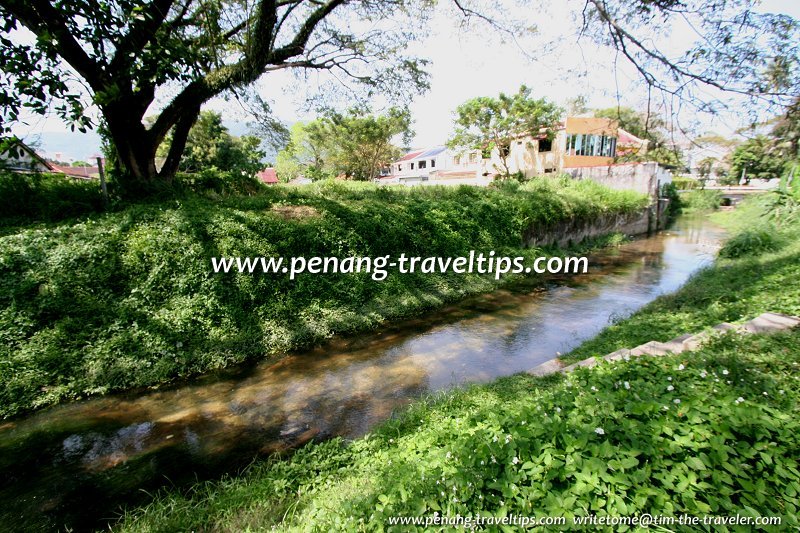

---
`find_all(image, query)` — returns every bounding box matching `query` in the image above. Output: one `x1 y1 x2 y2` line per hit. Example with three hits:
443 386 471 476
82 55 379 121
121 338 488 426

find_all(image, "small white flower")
480 460 485 465
591 386 598 392
624 381 630 390
667 376 672 381
667 385 674 391
555 407 561 413
512 456 519 465
662 405 669 411
779 390 785 395
594 427 605 435
491 455 496 463
389 439 393 443
446 451 452 459
500 500 505 506
763 391 768 396
673 398 681 404
700 371 707 378
735 397 744 404
722 369 729 375
492 435 498 442
176 341 183 348
677 364 685 371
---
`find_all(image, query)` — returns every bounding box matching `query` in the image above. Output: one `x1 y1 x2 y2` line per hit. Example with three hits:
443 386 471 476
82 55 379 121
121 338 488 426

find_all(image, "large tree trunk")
102 100 201 193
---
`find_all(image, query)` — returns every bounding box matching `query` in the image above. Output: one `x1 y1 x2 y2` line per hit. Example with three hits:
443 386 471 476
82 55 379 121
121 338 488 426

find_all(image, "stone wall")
523 205 663 248
563 162 672 200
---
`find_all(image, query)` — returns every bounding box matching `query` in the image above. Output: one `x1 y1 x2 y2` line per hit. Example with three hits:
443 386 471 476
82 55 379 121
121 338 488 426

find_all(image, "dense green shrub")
672 175 701 190
0 171 105 223
0 179 648 417
679 190 722 211
718 225 783 258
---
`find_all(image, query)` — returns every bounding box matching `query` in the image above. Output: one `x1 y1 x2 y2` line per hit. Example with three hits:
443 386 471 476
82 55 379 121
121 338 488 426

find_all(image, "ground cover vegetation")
0 178 647 418
113 189 800 532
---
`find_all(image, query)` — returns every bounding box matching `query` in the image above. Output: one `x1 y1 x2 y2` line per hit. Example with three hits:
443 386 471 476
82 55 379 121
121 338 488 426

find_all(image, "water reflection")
0 216 724 531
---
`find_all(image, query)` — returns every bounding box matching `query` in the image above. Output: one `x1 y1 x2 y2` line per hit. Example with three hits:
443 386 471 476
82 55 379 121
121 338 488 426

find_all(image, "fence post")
96 157 109 208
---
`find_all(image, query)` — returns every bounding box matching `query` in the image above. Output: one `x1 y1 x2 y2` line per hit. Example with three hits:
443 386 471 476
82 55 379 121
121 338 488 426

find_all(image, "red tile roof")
51 164 99 178
398 150 425 162
257 168 279 184
617 128 647 146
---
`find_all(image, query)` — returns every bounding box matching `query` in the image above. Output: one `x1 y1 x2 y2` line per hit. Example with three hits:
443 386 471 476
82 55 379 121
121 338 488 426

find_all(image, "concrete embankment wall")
523 202 669 248
563 162 672 200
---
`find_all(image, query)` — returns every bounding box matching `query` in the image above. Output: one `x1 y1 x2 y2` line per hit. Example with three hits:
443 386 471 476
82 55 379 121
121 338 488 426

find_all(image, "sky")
10 0 800 161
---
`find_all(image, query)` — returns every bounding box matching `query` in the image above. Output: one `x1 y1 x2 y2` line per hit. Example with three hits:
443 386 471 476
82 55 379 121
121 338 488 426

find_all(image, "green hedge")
0 171 105 224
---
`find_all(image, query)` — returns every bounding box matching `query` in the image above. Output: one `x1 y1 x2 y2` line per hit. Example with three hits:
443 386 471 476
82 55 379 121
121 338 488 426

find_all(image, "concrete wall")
563 161 672 200
523 205 663 248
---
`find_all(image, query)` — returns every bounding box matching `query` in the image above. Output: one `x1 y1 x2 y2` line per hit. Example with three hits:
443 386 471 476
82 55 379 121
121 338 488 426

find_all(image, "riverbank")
562 191 800 364
0 178 647 419
114 194 800 531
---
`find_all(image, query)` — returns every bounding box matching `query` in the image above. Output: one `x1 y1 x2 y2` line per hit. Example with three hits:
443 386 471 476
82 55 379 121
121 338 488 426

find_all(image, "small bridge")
698 186 770 206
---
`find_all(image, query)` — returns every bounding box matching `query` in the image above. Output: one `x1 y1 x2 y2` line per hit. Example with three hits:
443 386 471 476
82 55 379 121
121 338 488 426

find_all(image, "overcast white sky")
11 0 800 160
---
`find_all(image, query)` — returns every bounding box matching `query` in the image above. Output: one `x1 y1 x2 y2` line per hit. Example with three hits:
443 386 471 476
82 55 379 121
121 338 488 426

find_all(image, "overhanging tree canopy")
1 0 798 191
0 0 430 188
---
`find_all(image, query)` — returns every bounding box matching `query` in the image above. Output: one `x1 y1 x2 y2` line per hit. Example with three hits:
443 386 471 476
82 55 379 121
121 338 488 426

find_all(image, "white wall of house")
0 144 52 172
392 147 452 183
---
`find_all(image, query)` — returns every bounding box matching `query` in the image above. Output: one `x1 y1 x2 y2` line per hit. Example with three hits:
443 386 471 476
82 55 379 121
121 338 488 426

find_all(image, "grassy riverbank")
0 178 646 418
563 193 800 364
114 194 800 531
116 335 800 532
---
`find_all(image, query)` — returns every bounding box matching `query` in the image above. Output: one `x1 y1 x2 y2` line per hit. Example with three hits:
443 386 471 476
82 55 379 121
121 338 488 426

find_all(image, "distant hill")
19 120 278 164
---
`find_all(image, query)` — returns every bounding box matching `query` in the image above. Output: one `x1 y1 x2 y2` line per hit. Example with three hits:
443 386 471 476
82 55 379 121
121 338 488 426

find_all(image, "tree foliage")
170 111 265 177
581 0 800 116
0 0 431 190
2 0 798 192
276 108 410 182
448 86 562 178
728 135 786 184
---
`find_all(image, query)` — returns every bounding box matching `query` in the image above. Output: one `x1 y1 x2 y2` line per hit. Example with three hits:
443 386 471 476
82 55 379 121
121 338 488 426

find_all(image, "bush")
679 190 722 211
173 169 264 196
718 225 783 258
672 175 700 190
0 171 106 223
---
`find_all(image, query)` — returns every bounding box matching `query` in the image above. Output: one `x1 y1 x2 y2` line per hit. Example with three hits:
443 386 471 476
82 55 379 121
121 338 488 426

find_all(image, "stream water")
0 215 725 531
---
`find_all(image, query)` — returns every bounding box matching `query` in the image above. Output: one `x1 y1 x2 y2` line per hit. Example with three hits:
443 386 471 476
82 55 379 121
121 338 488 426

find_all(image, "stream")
0 215 725 531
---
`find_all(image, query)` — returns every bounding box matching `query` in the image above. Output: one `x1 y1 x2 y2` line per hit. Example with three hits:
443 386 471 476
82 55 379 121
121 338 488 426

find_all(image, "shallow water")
0 215 724 531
